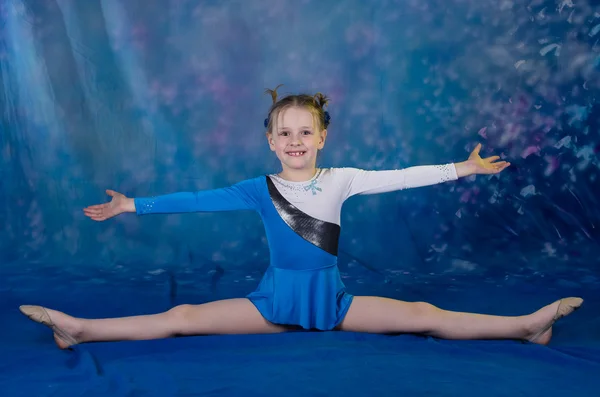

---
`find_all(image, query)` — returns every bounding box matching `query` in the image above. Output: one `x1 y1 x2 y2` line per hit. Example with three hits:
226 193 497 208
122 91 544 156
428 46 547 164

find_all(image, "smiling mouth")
286 151 306 157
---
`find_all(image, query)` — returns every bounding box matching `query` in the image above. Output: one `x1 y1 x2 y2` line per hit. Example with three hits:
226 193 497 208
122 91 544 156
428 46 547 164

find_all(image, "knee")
167 304 194 321
411 302 443 333
412 301 440 317
164 304 195 336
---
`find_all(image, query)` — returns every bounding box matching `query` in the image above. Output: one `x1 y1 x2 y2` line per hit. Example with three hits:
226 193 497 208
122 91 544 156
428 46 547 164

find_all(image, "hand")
461 143 511 176
83 190 134 221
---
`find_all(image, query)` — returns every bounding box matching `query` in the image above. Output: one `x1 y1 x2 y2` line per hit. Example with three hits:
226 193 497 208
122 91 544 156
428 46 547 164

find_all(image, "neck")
278 166 318 182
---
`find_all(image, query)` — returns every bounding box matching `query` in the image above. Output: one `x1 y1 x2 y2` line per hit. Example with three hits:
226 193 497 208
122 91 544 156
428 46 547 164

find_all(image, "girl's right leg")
20 298 293 349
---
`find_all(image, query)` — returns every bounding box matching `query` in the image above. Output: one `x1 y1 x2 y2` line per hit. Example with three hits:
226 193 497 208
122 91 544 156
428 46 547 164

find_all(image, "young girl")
20 87 582 349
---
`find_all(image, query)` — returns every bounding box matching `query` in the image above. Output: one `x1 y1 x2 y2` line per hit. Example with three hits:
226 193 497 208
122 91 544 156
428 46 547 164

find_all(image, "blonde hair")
264 84 330 134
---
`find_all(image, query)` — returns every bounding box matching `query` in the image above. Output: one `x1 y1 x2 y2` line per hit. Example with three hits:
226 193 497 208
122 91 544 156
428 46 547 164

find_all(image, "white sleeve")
336 164 458 198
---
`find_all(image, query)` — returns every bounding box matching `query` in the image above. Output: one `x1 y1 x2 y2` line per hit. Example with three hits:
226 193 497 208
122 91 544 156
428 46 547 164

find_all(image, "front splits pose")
21 88 582 349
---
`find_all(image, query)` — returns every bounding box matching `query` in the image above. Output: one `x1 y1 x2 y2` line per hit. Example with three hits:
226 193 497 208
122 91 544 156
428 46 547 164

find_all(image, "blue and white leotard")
134 164 458 330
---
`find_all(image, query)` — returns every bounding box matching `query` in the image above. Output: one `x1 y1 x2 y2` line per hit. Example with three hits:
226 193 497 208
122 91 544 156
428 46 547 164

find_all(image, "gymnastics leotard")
134 164 458 330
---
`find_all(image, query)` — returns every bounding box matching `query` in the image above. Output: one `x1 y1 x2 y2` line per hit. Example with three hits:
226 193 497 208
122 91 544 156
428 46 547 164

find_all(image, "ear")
318 129 327 149
266 131 276 151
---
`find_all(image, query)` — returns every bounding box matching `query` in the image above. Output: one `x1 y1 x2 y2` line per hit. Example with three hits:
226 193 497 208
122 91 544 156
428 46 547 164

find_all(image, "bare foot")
19 305 83 349
525 297 583 345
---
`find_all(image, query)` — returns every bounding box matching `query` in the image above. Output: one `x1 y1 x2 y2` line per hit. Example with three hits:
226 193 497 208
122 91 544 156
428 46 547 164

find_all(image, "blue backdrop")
1 0 599 396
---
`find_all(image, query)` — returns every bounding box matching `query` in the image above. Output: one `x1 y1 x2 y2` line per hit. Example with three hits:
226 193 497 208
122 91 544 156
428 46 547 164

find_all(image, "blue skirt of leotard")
247 264 353 331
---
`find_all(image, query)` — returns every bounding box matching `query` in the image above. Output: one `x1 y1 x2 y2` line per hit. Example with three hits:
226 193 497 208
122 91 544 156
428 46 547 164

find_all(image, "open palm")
468 143 511 175
83 190 130 221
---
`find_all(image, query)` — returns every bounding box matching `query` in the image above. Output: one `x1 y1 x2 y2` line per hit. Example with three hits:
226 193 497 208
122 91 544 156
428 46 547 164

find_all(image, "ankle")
520 315 535 339
73 318 87 342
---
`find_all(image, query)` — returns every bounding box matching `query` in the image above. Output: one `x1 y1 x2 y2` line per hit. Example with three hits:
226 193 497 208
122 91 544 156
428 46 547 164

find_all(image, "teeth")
288 151 305 156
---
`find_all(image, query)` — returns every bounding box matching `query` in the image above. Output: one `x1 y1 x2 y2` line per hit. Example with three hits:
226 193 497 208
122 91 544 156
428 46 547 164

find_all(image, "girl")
20 87 582 349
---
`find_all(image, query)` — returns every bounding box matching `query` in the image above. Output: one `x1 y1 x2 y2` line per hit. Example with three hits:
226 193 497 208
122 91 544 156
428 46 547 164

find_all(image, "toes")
557 297 584 319
20 305 53 325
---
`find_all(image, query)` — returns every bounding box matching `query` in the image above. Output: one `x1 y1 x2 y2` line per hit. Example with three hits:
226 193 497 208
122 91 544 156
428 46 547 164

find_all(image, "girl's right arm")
83 178 262 222
133 181 260 215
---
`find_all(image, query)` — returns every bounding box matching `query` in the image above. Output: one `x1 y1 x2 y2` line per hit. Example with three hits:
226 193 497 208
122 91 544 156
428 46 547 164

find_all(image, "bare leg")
336 296 583 345
20 299 294 349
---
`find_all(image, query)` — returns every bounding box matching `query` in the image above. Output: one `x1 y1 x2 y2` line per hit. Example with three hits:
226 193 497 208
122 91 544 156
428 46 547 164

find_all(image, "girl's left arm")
341 163 460 197
341 144 510 197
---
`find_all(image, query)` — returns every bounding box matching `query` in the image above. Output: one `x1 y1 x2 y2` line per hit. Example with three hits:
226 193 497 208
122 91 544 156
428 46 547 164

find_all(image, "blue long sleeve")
134 178 262 215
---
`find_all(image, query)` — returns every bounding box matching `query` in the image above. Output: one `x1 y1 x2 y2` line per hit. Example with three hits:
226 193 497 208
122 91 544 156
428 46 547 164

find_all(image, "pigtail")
263 84 284 130
313 92 331 128
313 92 329 110
264 84 284 105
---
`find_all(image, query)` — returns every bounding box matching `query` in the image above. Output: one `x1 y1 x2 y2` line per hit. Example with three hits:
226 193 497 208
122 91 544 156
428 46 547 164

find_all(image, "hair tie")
323 111 331 128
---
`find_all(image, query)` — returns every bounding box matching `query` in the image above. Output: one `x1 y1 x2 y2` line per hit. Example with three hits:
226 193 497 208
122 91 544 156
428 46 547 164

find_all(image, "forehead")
276 107 315 128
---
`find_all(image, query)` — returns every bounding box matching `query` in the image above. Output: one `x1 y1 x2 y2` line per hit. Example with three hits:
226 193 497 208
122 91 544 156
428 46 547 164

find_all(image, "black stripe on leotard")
266 176 340 257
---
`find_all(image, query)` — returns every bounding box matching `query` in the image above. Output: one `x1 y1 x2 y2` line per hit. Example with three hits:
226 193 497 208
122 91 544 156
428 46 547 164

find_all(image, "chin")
285 162 308 169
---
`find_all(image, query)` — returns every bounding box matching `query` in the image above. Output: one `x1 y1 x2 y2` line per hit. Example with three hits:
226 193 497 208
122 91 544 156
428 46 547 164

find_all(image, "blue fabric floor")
2 263 598 397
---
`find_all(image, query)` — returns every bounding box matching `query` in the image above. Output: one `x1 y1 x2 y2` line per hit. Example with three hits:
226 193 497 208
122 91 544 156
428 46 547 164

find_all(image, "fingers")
488 162 511 173
84 203 110 210
83 207 101 216
85 214 108 221
83 208 113 221
83 209 105 220
83 203 113 221
105 189 121 197
82 209 108 221
477 161 511 175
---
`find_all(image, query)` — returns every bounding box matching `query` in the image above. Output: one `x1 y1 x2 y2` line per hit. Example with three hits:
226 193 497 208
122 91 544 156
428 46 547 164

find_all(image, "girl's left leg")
335 296 582 345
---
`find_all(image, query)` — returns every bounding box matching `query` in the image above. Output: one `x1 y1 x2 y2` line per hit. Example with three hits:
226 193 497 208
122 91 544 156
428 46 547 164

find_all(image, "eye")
302 130 312 135
279 131 289 136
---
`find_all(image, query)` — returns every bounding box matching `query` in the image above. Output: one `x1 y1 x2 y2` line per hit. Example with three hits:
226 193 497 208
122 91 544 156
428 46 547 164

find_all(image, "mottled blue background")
2 0 599 283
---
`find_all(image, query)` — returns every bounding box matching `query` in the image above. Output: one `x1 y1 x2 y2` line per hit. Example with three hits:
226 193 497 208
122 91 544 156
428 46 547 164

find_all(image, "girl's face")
266 106 327 174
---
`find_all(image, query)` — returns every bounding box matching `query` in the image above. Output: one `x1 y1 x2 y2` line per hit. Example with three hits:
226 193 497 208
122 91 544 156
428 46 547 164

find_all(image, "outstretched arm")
134 180 260 215
341 143 510 197
83 178 262 221
342 163 459 197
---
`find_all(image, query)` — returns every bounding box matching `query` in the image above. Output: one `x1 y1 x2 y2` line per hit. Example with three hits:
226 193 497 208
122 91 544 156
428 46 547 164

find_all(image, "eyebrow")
278 126 313 130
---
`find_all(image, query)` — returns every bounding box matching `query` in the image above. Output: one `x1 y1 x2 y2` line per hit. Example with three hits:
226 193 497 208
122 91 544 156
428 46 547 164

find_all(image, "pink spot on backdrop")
521 145 540 159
